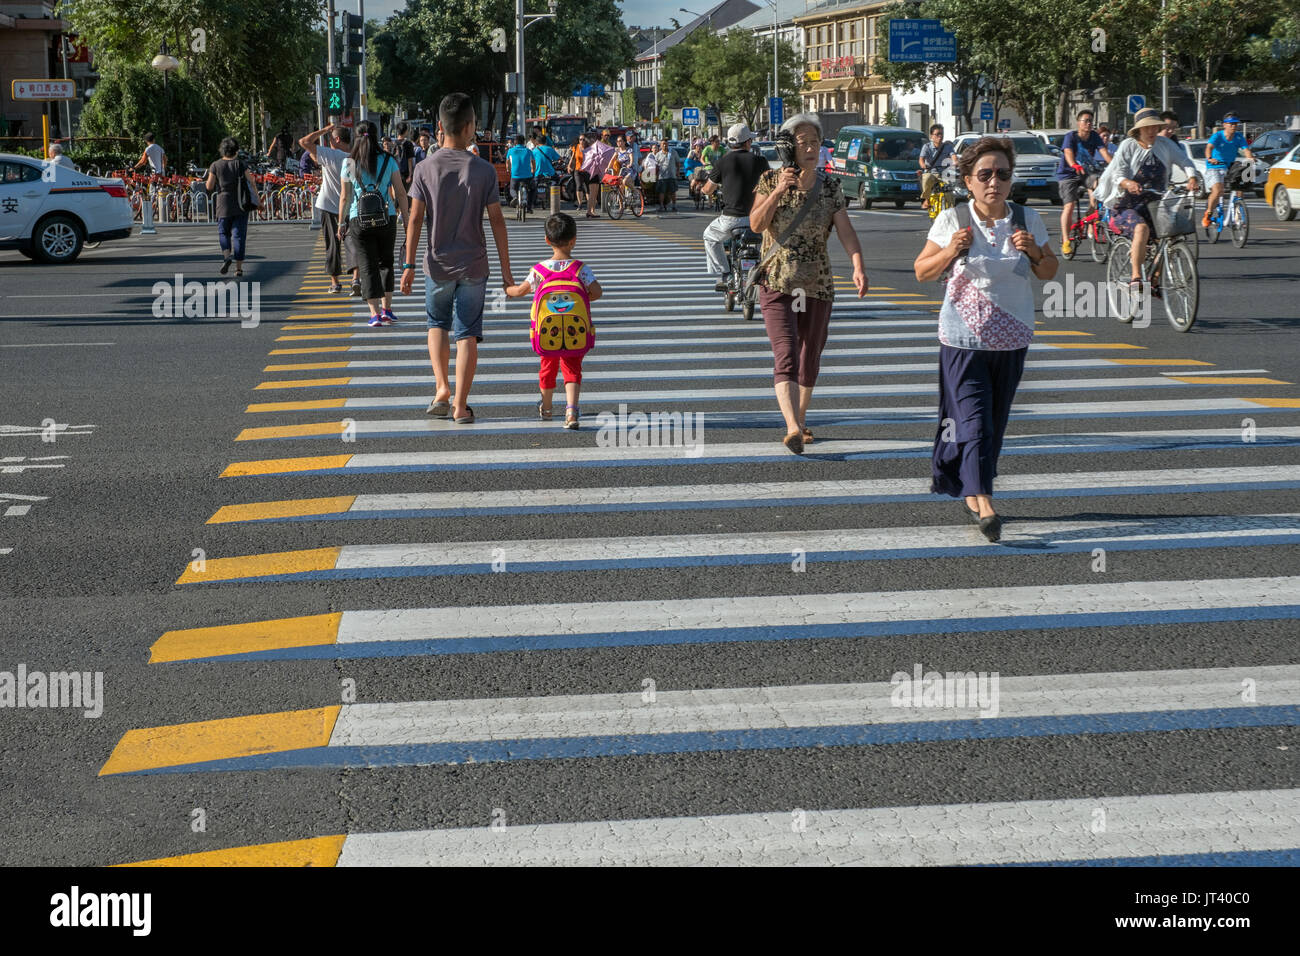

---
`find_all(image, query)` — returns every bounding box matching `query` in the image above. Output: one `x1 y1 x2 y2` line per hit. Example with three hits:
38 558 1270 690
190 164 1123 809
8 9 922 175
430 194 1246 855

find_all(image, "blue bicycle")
1203 161 1250 248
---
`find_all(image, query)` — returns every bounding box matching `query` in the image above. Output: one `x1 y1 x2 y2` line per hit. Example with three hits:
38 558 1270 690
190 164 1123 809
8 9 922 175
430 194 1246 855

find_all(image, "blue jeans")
217 214 248 261
425 275 487 342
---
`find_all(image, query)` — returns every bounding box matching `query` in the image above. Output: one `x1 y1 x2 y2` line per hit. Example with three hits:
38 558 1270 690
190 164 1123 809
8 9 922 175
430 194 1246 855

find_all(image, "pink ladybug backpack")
529 260 594 358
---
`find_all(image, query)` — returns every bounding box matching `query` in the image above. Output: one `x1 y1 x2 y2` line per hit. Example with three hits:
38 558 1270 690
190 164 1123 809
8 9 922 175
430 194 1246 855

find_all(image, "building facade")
0 1 72 140
794 0 892 124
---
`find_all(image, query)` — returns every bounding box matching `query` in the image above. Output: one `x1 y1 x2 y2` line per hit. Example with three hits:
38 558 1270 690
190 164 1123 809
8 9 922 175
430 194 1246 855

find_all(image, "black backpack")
354 153 393 231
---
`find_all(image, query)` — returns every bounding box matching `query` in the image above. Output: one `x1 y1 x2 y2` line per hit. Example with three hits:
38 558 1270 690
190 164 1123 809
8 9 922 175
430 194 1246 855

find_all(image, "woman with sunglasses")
913 137 1057 542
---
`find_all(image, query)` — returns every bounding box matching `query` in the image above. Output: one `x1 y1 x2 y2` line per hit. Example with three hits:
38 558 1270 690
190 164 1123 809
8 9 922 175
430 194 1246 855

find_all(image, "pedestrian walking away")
300 123 355 293
702 123 769 290
339 120 409 327
912 136 1058 542
402 92 515 426
505 213 604 429
507 134 537 212
204 136 259 276
747 113 868 455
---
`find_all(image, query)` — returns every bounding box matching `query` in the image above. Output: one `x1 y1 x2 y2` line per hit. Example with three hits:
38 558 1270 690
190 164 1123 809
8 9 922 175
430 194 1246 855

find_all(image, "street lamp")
679 7 712 30
516 0 557 136
151 40 180 168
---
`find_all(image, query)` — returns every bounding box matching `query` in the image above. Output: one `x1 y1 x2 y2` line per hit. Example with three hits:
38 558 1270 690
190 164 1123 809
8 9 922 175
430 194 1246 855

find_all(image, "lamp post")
151 41 180 167
516 0 557 136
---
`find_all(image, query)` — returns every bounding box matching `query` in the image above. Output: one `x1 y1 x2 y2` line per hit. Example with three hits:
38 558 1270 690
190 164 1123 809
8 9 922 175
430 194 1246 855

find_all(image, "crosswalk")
105 215 1299 866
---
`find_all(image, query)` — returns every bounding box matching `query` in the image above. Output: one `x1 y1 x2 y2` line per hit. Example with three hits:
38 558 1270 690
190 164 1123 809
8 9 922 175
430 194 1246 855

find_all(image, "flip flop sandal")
538 399 553 421
782 432 804 455
426 398 451 417
801 426 814 444
454 406 475 425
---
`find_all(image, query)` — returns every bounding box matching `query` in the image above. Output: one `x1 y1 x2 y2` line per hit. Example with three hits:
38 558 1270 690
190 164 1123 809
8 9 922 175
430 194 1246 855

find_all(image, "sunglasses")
973 167 1012 183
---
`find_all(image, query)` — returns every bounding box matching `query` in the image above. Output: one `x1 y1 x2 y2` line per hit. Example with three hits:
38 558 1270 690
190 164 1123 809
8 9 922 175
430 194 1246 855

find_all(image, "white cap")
726 123 754 146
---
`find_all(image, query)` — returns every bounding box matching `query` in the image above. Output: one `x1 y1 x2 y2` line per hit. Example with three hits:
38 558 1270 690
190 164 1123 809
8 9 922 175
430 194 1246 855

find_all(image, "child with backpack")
505 213 603 429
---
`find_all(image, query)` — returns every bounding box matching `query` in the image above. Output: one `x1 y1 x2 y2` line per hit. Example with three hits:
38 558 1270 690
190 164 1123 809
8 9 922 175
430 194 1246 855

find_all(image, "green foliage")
1245 12 1300 95
660 28 802 128
61 0 321 136
78 63 227 166
370 0 633 138
621 87 638 125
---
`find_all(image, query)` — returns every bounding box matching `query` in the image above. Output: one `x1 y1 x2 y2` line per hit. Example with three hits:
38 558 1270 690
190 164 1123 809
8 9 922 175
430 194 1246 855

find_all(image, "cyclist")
506 134 536 211
613 134 638 190
1202 113 1256 231
1094 108 1198 296
918 124 954 207
701 123 769 291
530 131 558 205
701 134 725 172
1056 109 1112 256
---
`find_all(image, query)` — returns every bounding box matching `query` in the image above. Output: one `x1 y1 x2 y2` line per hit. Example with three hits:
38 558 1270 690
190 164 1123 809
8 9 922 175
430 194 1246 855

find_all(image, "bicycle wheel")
1206 200 1222 243
605 186 624 220
1230 199 1249 248
1089 220 1108 263
1105 236 1136 323
629 185 644 218
1160 240 1198 332
741 283 757 321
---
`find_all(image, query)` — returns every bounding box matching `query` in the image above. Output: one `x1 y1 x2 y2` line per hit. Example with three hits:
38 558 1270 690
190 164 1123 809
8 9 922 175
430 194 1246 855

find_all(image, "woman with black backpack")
339 120 410 326
205 137 260 276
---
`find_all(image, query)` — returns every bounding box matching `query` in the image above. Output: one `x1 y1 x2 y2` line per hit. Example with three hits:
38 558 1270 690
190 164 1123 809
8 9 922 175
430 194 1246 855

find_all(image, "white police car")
0 153 134 263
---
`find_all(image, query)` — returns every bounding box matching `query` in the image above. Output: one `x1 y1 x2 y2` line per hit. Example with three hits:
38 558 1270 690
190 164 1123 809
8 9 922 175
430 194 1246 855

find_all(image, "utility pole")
1160 0 1168 112
516 0 557 136
358 0 367 120
326 0 336 74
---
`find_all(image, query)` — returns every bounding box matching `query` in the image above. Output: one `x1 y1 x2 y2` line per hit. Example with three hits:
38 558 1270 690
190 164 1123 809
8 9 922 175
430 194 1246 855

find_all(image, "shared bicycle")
1104 186 1199 332
601 175 644 220
1203 162 1251 248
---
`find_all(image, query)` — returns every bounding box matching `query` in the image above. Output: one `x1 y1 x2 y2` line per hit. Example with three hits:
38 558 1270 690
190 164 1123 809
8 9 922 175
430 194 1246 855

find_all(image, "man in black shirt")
702 123 769 291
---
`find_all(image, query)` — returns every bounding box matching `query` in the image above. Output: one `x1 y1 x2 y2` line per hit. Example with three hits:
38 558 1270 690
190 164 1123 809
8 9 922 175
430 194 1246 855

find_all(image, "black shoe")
220 258 232 275
979 514 1002 542
714 278 728 292
961 501 981 524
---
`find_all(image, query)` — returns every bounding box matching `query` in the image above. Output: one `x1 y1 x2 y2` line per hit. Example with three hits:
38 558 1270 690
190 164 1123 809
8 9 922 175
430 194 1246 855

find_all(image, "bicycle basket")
1151 190 1196 238
1225 161 1252 191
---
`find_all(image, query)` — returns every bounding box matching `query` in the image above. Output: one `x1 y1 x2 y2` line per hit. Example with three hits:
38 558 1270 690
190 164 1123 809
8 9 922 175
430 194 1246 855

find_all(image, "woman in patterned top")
748 113 869 454
913 137 1057 542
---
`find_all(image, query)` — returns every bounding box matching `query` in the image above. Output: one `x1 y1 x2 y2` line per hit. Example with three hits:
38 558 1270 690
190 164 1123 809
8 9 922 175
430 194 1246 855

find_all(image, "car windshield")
872 134 924 160
1007 137 1051 155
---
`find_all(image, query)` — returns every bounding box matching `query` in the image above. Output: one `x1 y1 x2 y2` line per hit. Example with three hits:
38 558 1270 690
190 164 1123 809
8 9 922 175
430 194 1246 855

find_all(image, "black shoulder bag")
237 160 260 213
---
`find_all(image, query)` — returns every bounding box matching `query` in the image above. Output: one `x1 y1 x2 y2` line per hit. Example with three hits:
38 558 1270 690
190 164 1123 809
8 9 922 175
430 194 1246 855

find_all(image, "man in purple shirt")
400 93 515 425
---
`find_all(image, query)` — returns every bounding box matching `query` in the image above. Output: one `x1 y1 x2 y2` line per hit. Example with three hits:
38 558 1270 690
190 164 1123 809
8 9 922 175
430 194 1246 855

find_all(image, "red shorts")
539 354 583 389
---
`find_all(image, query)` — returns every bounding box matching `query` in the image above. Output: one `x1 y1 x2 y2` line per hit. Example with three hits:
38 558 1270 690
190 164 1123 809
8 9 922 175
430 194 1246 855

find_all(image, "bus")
527 114 588 149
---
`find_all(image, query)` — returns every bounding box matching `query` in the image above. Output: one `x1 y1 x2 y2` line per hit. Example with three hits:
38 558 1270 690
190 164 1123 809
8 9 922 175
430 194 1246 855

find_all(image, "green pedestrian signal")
325 73 344 113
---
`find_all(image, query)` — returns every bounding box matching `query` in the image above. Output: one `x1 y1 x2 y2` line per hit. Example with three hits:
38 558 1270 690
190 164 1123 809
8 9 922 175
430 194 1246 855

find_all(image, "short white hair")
49 143 64 155
780 113 822 142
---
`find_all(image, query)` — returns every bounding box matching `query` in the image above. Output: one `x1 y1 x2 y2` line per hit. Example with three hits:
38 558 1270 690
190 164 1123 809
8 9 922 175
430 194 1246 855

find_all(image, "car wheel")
32 215 84 264
858 188 872 210
1273 185 1297 221
894 199 905 209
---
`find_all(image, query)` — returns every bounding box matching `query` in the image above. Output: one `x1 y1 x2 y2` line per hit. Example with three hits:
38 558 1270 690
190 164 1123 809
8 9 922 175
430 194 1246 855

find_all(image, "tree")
660 29 802 129
78 62 227 164
62 0 321 139
1245 11 1300 96
369 0 633 139
1099 0 1284 134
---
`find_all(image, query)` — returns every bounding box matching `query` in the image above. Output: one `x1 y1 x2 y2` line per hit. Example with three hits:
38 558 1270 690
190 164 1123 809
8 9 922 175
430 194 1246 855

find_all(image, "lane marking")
203 465 1300 525
117 836 345 868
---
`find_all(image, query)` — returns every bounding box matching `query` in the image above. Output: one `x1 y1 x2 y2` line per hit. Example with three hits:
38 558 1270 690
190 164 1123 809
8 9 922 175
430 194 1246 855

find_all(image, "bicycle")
600 173 643 219
512 182 530 222
926 176 955 219
1104 186 1199 332
1203 161 1250 248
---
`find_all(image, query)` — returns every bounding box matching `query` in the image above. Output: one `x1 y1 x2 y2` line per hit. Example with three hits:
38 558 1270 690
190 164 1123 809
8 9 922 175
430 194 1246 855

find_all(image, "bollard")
141 197 156 235
550 183 560 215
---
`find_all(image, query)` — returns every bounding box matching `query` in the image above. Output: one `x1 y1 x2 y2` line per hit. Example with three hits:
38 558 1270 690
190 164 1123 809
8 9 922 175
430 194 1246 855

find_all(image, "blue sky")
362 0 682 30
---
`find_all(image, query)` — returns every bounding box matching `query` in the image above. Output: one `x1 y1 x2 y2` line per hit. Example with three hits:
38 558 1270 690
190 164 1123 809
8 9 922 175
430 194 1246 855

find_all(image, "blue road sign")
952 89 965 114
769 97 784 127
571 83 606 98
997 118 1011 131
888 19 956 63
682 107 700 127
980 101 994 121
1127 94 1146 114
706 107 719 126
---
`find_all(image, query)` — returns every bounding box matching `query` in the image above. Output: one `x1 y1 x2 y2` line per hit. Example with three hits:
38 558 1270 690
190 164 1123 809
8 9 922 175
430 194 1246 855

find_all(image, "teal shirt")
341 153 397 219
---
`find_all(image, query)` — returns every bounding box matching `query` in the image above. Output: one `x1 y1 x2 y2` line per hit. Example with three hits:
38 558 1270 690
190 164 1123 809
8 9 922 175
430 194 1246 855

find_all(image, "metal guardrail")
130 184 318 225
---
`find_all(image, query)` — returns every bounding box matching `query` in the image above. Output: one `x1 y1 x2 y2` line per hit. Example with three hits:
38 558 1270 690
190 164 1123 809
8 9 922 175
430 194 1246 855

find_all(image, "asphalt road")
0 193 1297 866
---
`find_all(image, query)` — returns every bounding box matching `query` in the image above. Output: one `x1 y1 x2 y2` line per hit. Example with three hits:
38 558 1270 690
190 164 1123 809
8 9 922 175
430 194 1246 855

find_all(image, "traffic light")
342 13 364 66
324 73 345 116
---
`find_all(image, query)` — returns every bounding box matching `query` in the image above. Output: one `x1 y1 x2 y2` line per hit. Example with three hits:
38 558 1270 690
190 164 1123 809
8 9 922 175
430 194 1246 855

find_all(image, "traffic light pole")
358 0 367 121
326 0 336 74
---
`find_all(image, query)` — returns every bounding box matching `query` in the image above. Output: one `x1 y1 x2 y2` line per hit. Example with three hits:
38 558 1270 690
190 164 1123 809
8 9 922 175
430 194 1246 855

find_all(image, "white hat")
726 123 754 146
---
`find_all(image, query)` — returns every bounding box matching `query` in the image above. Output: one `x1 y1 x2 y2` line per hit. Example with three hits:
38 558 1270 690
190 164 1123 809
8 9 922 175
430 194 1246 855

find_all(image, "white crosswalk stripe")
122 215 1300 866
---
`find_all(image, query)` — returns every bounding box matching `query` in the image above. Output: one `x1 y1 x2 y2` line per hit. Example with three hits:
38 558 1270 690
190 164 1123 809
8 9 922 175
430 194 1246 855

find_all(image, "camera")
774 130 798 168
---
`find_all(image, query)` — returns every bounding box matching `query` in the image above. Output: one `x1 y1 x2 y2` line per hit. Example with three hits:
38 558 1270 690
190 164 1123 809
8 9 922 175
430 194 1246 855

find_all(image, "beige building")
794 0 892 123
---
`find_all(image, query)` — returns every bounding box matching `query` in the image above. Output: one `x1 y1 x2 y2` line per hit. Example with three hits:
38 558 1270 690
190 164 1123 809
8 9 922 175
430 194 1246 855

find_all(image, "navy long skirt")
931 344 1027 498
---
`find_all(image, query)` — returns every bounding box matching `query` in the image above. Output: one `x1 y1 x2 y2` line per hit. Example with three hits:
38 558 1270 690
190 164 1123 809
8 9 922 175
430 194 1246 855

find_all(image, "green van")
830 125 927 209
